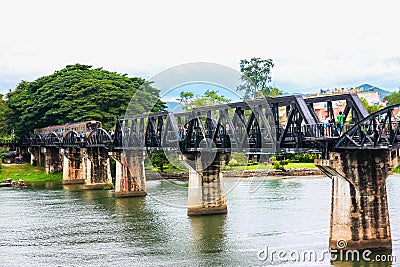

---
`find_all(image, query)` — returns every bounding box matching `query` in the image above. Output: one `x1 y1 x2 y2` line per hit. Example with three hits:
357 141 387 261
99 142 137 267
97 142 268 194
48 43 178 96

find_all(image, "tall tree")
0 94 10 137
237 57 276 99
384 89 400 105
360 97 383 114
177 89 230 111
256 86 282 98
6 64 165 135
177 91 195 111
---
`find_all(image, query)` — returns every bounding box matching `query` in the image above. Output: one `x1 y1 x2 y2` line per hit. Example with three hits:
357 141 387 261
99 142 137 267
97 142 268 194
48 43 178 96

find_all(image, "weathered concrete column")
43 147 63 174
62 148 84 184
28 147 45 166
109 151 147 197
315 149 398 251
184 152 230 216
81 147 112 190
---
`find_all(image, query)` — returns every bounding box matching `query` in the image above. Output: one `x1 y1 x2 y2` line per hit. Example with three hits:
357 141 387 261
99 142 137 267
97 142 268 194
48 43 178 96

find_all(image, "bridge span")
5 93 400 252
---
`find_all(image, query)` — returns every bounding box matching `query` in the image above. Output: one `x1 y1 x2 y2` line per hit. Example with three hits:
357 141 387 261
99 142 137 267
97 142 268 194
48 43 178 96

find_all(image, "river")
1 175 400 266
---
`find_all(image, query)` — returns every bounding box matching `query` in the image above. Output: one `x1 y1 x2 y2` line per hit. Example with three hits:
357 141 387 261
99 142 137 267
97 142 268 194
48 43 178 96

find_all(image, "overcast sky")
1 0 400 95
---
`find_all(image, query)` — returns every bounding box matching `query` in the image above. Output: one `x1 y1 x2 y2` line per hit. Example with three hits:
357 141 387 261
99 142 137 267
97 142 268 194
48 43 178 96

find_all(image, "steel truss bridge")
6 93 397 159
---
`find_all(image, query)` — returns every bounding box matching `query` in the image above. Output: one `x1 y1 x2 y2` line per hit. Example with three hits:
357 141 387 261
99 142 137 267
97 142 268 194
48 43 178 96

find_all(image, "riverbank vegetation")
0 163 62 183
145 152 318 173
3 64 166 136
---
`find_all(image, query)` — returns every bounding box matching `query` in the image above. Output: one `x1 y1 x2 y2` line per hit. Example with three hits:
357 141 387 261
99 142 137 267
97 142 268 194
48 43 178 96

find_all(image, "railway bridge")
6 93 400 252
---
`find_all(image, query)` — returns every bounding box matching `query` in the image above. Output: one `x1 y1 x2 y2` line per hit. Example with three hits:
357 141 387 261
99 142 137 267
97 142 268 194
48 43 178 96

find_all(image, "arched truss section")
334 104 400 149
113 120 123 148
31 134 44 146
86 128 112 147
44 132 60 146
63 131 81 147
181 116 231 153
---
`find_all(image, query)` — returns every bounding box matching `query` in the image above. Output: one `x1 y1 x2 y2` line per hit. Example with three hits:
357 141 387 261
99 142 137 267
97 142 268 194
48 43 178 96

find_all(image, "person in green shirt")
337 111 344 136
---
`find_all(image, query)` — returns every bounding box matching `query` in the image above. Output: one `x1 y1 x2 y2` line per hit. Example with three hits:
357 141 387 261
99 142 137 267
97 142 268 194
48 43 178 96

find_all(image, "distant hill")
165 101 185 113
282 91 306 96
165 84 391 107
356 84 391 100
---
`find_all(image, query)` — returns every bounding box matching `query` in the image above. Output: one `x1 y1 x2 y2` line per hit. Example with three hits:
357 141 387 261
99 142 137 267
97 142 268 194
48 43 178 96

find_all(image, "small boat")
0 178 12 187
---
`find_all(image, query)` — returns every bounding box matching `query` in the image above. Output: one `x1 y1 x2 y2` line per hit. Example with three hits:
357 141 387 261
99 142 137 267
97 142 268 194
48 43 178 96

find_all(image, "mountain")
356 84 391 100
165 101 185 113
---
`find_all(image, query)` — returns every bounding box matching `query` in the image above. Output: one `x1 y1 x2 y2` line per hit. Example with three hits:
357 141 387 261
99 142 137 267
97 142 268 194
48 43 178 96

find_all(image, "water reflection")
29 180 64 190
331 250 394 267
2 176 400 266
113 196 171 247
189 215 227 253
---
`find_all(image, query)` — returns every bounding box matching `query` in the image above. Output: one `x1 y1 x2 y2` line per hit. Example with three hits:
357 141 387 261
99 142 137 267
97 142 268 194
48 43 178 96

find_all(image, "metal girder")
334 104 400 150
86 128 113 148
12 94 371 157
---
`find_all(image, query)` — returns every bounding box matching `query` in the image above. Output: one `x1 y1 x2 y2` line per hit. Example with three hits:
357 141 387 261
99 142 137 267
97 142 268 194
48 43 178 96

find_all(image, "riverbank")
2 162 400 183
0 163 62 183
146 168 323 180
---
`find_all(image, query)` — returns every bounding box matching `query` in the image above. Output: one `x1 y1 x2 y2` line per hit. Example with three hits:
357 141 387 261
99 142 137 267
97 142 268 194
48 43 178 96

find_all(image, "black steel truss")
334 104 400 150
6 93 369 158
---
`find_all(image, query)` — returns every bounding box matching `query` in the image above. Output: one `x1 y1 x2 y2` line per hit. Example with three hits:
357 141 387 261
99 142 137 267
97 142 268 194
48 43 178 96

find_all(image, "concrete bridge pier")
81 147 112 190
62 148 84 184
315 149 398 251
109 151 147 197
43 147 63 174
183 152 230 216
28 147 45 166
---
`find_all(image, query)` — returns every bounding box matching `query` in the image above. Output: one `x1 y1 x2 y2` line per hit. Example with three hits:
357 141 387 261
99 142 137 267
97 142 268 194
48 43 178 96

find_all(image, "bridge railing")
296 123 356 140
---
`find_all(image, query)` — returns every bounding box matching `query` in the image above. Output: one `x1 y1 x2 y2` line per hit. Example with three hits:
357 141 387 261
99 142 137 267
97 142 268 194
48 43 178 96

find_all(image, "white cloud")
1 0 400 93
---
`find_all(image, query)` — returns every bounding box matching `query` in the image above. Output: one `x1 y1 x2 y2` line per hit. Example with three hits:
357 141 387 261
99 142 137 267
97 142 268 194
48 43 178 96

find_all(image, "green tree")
0 94 10 137
149 150 169 172
237 57 275 99
6 64 165 135
384 89 400 105
256 86 282 98
178 89 230 111
177 91 194 111
204 89 230 104
360 97 383 114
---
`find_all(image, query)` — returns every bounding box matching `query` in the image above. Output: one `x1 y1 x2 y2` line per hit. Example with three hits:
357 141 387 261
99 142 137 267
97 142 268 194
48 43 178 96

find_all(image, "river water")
1 175 400 266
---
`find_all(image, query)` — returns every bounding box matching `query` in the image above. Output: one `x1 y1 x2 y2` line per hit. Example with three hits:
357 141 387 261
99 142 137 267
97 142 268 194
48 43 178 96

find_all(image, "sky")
1 0 400 96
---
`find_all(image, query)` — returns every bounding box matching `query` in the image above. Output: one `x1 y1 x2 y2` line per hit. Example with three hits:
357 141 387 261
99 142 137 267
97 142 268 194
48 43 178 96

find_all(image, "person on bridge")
324 116 331 137
336 111 344 136
178 126 184 140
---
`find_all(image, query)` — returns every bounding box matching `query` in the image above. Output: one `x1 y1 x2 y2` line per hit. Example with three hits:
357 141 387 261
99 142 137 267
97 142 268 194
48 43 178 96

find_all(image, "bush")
228 158 239 166
286 153 318 163
272 160 285 170
104 182 114 190
281 159 289 165
232 152 248 165
247 160 259 166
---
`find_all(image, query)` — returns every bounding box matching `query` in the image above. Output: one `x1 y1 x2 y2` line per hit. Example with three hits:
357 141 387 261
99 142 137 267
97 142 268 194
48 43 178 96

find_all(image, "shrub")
228 158 239 166
104 182 114 190
285 153 318 163
272 160 285 170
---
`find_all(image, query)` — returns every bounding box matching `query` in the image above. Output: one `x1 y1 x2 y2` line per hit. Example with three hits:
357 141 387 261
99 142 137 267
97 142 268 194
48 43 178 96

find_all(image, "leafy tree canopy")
6 64 164 135
0 94 9 137
384 89 400 106
177 89 230 111
237 57 281 99
360 97 383 114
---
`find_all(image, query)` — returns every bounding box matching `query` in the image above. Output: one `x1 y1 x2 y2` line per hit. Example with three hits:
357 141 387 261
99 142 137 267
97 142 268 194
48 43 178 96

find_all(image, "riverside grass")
5 162 399 183
0 163 62 183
